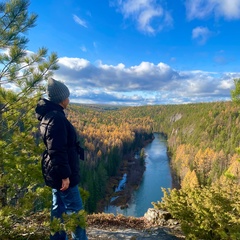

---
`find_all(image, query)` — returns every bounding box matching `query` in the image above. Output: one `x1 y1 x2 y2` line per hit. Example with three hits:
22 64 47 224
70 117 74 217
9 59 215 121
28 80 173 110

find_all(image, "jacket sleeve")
46 113 71 180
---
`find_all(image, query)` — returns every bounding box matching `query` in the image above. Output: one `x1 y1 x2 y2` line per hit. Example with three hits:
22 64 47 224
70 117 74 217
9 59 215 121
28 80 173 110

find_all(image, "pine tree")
0 0 58 236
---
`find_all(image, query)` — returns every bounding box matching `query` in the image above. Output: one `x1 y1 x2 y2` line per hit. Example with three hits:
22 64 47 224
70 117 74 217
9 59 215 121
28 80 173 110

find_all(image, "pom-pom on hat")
47 78 70 104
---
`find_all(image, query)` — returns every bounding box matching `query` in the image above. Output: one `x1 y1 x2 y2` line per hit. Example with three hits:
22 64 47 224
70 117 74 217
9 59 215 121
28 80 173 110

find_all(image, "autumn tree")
181 169 199 189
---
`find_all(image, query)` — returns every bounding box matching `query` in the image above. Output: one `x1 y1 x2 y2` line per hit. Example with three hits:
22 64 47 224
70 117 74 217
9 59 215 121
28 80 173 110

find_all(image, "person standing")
35 78 88 240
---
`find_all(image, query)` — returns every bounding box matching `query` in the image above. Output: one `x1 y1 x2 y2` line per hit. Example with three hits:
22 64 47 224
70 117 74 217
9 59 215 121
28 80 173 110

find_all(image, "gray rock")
87 226 184 239
144 208 173 225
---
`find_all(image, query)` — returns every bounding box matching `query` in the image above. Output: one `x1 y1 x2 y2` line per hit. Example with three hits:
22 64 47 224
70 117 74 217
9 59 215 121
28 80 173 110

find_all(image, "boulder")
144 208 175 226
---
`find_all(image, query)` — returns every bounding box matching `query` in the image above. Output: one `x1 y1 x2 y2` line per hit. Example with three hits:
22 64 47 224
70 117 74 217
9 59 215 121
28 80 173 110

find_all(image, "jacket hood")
35 98 64 121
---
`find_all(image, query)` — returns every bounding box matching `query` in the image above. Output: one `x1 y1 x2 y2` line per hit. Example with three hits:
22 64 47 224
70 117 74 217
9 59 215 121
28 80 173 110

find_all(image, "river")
104 133 172 217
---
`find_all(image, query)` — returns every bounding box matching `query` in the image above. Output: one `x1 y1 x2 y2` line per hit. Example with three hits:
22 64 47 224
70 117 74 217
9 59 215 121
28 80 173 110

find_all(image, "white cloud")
192 26 212 45
185 0 240 20
58 57 90 70
51 57 240 105
3 54 238 105
73 14 88 28
4 53 237 105
112 0 173 34
219 79 234 89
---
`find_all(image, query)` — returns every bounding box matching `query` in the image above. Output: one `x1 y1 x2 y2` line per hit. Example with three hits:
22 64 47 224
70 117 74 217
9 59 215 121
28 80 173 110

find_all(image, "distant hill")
70 102 125 111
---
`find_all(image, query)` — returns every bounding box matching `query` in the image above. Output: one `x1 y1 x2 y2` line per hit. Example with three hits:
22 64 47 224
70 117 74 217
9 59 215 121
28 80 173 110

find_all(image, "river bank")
97 133 179 214
96 137 153 212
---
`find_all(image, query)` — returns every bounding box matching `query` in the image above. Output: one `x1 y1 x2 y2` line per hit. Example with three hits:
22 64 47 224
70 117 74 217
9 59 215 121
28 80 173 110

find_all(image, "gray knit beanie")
47 78 70 104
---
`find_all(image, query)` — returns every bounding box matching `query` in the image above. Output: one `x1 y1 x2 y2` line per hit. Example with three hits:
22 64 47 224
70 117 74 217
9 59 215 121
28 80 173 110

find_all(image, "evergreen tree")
231 78 240 104
0 0 58 237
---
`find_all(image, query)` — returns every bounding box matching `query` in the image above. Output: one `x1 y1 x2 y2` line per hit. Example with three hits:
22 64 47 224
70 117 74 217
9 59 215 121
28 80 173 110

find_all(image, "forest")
1 1 240 239
58 100 240 239
67 103 154 212
2 95 240 239
67 100 240 207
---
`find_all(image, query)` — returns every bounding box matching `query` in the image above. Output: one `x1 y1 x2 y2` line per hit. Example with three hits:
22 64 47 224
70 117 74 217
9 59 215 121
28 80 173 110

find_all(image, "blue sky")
25 0 240 105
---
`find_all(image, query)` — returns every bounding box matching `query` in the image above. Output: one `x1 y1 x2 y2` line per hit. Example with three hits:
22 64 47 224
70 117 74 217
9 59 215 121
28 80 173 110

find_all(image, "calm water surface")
104 133 172 217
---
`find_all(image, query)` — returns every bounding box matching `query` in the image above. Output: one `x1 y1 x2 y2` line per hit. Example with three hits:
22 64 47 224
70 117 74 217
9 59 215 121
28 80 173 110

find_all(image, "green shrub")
153 181 240 240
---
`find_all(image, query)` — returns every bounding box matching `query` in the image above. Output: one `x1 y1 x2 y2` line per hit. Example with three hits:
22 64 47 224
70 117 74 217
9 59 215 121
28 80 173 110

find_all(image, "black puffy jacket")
35 98 80 189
